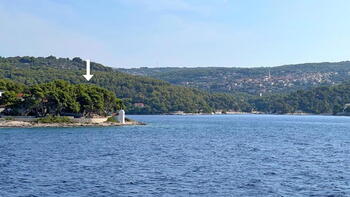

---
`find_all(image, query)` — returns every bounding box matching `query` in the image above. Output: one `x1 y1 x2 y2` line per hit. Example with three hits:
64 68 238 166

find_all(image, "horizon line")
1 55 350 69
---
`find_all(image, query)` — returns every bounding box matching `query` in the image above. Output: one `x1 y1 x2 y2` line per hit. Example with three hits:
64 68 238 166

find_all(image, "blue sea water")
1 115 350 197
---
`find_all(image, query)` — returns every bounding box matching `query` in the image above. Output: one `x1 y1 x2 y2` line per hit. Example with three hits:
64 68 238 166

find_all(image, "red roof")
134 103 145 107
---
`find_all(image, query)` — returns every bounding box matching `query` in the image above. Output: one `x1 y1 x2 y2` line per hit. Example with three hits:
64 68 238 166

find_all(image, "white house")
0 91 4 97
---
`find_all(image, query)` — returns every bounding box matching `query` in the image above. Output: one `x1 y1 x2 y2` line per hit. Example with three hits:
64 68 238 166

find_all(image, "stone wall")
1 116 110 123
1 116 37 122
73 117 109 123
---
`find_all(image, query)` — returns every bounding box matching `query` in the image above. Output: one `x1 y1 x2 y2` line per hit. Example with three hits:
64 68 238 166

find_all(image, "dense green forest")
251 82 350 115
119 62 350 95
0 79 123 117
0 56 249 114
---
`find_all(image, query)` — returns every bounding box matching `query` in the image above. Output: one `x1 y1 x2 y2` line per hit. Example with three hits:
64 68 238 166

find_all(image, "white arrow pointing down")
83 59 94 81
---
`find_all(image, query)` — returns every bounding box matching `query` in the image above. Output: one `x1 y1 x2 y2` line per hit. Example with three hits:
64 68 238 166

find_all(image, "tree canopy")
0 79 123 117
251 83 350 114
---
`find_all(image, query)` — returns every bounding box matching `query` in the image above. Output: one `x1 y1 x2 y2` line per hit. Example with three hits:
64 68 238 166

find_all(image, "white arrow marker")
83 59 93 81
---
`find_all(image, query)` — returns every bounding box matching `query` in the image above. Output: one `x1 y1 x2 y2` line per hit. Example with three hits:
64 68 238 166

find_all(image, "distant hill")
0 56 250 114
251 82 350 115
3 56 350 115
118 61 350 95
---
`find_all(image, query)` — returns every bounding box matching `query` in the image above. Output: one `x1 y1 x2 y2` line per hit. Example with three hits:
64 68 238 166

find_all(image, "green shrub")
107 116 118 123
4 117 14 121
36 115 73 124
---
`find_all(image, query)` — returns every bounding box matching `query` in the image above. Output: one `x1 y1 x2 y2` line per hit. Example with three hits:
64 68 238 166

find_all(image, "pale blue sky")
1 0 350 68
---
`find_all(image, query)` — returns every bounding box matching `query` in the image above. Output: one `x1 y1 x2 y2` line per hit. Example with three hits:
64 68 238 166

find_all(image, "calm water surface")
1 115 350 196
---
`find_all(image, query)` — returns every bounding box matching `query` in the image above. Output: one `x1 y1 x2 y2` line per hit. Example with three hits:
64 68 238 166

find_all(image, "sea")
1 115 350 197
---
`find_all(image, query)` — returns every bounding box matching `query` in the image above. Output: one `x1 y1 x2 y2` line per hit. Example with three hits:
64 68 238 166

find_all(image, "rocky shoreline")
0 120 145 128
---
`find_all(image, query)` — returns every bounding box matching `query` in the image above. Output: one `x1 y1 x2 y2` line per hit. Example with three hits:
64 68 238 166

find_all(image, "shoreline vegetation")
1 112 343 128
166 111 328 116
166 113 326 116
0 116 145 128
165 111 350 117
0 120 144 128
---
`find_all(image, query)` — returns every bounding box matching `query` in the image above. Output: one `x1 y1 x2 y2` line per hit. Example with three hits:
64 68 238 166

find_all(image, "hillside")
251 82 350 115
118 62 350 95
0 56 249 114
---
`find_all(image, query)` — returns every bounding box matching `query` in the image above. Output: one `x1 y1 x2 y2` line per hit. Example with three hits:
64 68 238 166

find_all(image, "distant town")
119 62 350 96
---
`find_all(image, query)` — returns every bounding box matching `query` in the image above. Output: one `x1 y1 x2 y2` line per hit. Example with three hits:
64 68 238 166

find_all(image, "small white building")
0 91 5 97
117 109 125 124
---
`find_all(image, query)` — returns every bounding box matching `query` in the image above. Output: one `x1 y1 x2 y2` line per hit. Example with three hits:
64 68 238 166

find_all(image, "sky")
1 0 350 68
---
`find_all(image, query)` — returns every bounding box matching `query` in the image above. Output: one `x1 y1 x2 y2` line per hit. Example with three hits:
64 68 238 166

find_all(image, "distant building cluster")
180 71 340 95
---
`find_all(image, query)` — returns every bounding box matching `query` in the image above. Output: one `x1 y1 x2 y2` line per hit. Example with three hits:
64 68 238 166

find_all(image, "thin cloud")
0 3 114 66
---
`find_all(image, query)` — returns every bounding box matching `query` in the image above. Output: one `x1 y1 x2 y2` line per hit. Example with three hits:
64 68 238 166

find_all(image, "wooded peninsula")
0 79 143 127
